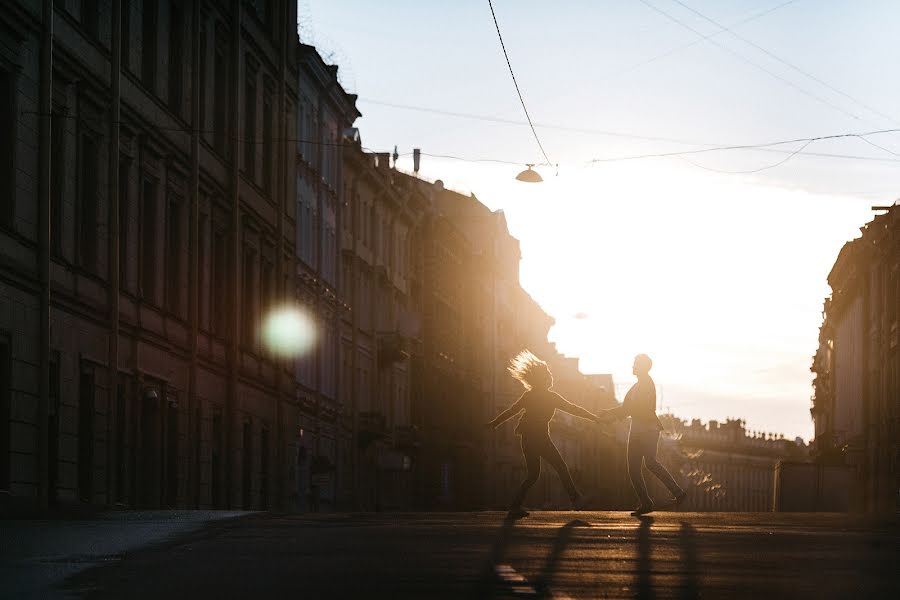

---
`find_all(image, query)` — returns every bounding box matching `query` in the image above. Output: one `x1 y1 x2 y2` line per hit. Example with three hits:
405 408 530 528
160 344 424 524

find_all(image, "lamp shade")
515 165 543 183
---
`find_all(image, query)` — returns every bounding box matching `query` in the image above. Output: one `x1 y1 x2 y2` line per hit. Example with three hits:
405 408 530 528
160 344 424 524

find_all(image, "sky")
302 0 900 440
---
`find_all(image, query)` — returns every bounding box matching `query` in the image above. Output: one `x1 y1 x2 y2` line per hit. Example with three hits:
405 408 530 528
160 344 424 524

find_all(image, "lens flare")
261 306 316 357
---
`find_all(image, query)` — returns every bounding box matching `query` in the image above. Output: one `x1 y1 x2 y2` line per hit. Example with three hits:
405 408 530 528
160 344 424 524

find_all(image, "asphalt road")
58 511 899 600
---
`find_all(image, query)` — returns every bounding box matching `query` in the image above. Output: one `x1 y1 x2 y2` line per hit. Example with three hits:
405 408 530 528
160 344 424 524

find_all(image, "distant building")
339 147 426 511
653 417 808 511
811 204 899 513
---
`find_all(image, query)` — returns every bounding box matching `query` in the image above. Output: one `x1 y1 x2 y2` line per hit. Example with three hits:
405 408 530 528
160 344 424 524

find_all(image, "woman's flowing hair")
507 350 551 390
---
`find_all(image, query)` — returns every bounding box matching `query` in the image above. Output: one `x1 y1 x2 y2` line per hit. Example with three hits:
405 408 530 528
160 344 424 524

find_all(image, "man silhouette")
599 354 686 515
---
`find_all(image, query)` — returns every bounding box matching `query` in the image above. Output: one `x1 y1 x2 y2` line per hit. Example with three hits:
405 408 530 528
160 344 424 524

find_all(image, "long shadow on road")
478 517 590 599
634 516 702 600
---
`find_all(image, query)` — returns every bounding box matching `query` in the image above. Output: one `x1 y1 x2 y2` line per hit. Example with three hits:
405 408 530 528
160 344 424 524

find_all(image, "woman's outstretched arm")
486 396 525 429
553 392 599 422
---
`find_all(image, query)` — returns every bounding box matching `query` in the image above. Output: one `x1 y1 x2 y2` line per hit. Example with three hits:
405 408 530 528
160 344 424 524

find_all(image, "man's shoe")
671 490 687 507
507 507 530 519
630 503 654 516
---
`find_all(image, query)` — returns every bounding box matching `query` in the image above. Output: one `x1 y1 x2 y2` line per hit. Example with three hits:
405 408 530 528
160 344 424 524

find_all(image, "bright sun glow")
414 158 875 440
262 306 317 358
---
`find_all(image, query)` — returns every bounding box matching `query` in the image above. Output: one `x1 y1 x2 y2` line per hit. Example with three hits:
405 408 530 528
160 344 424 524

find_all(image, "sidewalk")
0 510 254 600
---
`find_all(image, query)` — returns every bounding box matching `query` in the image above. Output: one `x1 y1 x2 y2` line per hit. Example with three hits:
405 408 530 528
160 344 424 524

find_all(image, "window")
244 75 256 180
199 214 208 328
262 93 273 194
0 333 10 490
241 420 252 509
211 408 223 507
261 258 274 329
79 135 100 272
198 26 207 134
242 247 256 346
48 352 60 505
260 428 269 510
168 1 183 114
78 363 96 502
119 161 131 286
50 111 66 254
166 197 183 315
81 0 99 39
213 36 228 153
297 103 306 158
212 228 227 336
122 0 131 71
142 0 158 92
115 380 127 503
141 180 159 302
0 71 14 229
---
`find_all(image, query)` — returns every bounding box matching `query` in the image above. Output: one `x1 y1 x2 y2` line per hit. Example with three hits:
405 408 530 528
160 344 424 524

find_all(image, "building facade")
811 204 899 513
0 0 300 512
340 148 425 511
291 43 360 512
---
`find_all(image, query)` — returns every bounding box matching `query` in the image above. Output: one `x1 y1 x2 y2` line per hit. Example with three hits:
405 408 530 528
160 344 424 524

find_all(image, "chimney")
375 153 391 171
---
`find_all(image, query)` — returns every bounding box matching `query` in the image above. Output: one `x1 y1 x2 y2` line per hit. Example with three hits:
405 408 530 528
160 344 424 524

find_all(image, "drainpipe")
37 0 54 510
275 0 288 510
226 0 242 510
106 0 122 506
188 0 200 507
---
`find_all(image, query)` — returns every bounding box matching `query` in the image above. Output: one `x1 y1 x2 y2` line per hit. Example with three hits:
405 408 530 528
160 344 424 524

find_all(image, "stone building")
291 42 359 512
0 0 299 511
811 204 899 513
340 147 425 510
653 416 807 511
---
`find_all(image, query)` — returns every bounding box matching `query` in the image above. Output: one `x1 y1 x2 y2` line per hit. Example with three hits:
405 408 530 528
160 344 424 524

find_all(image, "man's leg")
627 431 653 508
540 436 579 502
643 431 686 499
509 436 542 510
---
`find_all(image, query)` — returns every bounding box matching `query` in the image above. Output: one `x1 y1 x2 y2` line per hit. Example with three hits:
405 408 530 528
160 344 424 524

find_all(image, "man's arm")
486 396 525 429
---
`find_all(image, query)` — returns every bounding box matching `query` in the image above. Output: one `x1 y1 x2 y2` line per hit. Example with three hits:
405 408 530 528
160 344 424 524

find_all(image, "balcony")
395 425 421 452
358 410 389 449
377 332 410 367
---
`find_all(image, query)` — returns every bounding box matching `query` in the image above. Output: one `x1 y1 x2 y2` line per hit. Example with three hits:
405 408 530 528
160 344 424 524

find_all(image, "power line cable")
486 0 553 167
588 128 900 165
596 0 799 84
359 98 719 147
359 98 900 164
680 139 814 174
636 0 873 126
669 0 899 126
32 111 900 170
857 136 900 157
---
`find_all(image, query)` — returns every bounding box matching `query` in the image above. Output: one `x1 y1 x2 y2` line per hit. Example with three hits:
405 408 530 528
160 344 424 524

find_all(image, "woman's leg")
643 431 685 497
540 436 579 501
509 435 542 509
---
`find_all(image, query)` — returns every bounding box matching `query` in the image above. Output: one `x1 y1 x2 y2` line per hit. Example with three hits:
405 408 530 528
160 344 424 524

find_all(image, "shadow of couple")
480 515 700 599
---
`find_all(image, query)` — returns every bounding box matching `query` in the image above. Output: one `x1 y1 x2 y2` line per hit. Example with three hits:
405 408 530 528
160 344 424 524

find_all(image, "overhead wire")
588 128 900 164
636 0 875 127
680 139 815 174
30 113 900 173
486 0 554 167
669 0 899 126
595 0 799 84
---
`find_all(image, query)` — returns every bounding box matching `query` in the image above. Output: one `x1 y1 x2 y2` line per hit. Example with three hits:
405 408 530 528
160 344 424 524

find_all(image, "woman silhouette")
486 350 597 518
